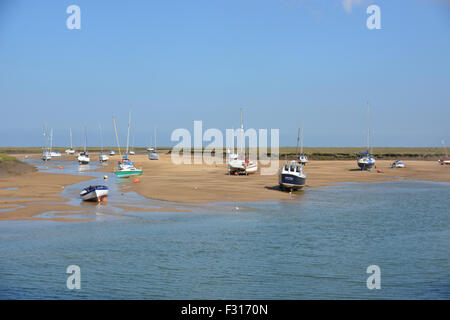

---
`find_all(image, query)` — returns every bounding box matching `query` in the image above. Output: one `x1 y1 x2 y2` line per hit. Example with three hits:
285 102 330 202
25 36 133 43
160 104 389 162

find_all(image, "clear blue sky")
0 0 449 147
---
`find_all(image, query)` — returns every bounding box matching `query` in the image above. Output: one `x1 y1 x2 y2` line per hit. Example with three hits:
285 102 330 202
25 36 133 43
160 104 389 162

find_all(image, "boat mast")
83 122 87 153
70 128 73 149
154 127 157 151
442 140 448 157
295 128 300 159
50 128 53 152
126 110 131 155
113 116 122 158
239 108 244 155
366 102 371 154
99 123 104 154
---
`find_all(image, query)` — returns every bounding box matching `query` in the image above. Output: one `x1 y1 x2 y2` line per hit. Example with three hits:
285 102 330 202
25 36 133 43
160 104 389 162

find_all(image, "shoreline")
0 154 449 221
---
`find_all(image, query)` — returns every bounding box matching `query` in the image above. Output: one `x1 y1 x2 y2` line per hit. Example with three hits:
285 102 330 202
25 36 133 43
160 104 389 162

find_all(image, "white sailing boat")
129 129 136 155
148 127 159 160
98 123 109 163
41 124 52 161
297 127 308 165
78 123 90 164
113 112 142 177
357 103 376 170
228 109 258 175
65 128 76 154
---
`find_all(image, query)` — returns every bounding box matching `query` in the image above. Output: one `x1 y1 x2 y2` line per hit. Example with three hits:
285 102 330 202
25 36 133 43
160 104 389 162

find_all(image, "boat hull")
439 158 450 165
148 152 159 160
80 186 108 202
279 173 306 190
114 170 143 177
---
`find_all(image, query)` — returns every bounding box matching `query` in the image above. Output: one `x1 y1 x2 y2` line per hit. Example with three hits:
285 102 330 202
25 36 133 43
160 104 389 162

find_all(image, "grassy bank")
0 153 36 177
1 147 447 160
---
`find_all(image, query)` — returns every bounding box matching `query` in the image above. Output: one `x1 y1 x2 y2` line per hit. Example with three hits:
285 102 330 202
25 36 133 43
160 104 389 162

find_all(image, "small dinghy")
390 160 405 168
80 185 109 202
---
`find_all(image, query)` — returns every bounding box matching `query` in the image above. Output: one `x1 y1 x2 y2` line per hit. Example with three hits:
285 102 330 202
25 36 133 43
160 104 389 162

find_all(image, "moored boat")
78 123 90 164
357 103 376 170
80 185 108 202
227 109 258 175
279 160 306 191
390 160 405 168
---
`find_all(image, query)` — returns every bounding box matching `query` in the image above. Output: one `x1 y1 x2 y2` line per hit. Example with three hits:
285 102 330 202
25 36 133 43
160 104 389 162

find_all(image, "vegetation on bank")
0 147 446 160
0 153 36 177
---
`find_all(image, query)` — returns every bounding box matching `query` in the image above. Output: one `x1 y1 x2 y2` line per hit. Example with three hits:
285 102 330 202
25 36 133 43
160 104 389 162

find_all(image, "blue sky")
0 0 449 147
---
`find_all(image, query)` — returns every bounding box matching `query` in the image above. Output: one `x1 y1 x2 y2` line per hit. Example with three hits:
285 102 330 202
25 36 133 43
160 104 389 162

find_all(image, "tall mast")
50 128 53 152
295 128 300 159
442 140 448 157
239 108 244 154
366 102 370 154
99 123 104 153
70 128 73 149
84 122 87 152
113 116 122 158
300 126 304 154
154 127 157 151
126 110 131 154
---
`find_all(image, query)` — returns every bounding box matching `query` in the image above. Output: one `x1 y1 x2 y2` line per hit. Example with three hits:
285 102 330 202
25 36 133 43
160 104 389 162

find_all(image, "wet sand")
99 154 450 204
0 168 93 221
1 153 449 221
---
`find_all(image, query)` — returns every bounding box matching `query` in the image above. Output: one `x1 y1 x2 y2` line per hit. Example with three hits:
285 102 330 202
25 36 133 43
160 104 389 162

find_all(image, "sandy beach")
0 153 449 221
98 153 450 204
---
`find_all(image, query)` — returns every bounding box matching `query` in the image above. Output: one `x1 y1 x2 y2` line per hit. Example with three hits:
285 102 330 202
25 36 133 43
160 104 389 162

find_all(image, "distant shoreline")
0 147 447 161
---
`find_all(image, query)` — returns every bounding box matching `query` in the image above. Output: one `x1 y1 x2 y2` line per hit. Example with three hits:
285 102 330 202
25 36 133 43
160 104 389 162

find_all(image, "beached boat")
78 123 90 164
357 103 376 170
296 127 308 165
109 150 115 156
41 125 52 161
115 156 143 177
228 109 258 175
148 127 159 160
279 160 306 191
112 113 143 177
50 151 61 157
390 160 405 168
65 128 76 154
41 151 52 161
80 185 108 202
438 140 450 165
98 124 109 163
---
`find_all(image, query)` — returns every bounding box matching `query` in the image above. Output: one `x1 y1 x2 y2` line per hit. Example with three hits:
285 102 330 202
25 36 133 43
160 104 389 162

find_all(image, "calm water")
0 160 449 299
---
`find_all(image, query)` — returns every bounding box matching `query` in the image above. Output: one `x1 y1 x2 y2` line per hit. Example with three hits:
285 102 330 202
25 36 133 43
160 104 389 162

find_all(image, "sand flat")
99 154 450 204
0 170 93 221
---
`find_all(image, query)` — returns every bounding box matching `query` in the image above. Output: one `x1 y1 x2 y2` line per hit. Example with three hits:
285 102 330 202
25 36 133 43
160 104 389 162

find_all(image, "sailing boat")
78 123 90 164
113 113 142 177
129 129 136 155
41 124 52 161
98 124 109 163
228 108 258 175
148 127 159 160
438 140 450 165
297 127 308 165
357 103 376 170
65 128 76 154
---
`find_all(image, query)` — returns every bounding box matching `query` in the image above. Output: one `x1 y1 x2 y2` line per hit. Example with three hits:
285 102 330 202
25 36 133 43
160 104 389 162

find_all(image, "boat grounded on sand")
80 185 108 202
148 127 159 160
78 124 90 165
41 126 53 161
438 140 450 165
296 127 308 165
357 103 376 171
98 124 109 163
115 155 143 177
390 160 405 168
227 109 258 175
112 113 143 178
279 160 306 191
